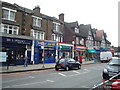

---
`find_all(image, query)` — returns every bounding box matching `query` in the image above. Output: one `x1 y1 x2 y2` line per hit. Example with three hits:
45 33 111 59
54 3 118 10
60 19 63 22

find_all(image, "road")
2 63 107 88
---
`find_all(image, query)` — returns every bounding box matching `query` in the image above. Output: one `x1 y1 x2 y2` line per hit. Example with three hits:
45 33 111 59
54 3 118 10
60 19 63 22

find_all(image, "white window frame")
76 37 79 44
53 22 60 32
75 27 79 33
2 7 16 21
32 30 44 40
0 24 19 35
32 16 42 27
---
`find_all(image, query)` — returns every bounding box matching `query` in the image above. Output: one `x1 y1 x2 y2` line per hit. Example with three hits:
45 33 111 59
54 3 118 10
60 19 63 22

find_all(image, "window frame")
32 16 42 27
2 7 16 21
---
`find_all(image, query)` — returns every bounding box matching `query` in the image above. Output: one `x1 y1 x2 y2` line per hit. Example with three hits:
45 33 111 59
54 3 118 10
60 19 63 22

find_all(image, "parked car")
102 57 120 80
100 51 112 63
55 58 81 71
110 80 120 90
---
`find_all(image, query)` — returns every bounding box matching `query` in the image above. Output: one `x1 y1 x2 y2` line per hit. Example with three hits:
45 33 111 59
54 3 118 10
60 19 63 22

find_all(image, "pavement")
0 60 98 74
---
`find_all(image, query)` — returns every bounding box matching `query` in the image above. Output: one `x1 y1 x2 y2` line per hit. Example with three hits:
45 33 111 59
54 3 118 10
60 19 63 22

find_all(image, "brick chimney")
33 5 40 13
59 13 64 22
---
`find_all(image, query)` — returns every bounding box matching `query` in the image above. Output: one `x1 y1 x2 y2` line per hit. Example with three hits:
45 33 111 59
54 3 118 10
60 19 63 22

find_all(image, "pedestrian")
24 55 28 67
74 55 78 61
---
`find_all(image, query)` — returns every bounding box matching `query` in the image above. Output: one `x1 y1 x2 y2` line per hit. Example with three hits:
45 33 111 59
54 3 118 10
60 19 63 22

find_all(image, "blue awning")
87 49 96 53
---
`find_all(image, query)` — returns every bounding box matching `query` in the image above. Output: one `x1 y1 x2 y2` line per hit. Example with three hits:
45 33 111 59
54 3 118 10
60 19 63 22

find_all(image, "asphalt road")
2 63 107 89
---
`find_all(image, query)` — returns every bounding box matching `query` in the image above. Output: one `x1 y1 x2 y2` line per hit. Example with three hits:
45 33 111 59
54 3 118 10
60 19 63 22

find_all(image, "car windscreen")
109 59 120 65
58 59 66 64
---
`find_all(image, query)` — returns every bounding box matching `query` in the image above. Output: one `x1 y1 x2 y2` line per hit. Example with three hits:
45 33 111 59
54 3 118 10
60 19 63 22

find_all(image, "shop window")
16 50 25 60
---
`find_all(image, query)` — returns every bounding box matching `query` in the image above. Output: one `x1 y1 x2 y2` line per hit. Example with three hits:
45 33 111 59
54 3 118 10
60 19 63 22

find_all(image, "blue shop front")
1 36 32 65
34 40 57 64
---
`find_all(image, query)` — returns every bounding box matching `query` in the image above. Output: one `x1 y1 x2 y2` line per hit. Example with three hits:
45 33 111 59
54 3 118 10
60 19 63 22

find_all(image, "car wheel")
103 73 109 80
78 65 81 69
65 66 69 71
55 68 59 71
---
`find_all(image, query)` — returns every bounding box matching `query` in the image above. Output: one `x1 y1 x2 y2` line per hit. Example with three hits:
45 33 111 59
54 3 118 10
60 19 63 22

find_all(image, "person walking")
24 55 28 67
74 55 78 61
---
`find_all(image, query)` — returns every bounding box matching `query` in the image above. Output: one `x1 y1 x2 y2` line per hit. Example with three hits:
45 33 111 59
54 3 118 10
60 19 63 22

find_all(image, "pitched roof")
79 24 91 38
106 39 111 44
66 21 78 28
96 30 104 41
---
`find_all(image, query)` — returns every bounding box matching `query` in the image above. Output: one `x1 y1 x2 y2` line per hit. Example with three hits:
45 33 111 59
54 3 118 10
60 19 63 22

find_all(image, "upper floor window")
80 38 84 45
0 24 18 35
52 34 63 42
89 30 92 35
31 30 44 40
76 37 79 44
2 7 16 21
53 22 60 32
75 27 79 33
32 16 42 27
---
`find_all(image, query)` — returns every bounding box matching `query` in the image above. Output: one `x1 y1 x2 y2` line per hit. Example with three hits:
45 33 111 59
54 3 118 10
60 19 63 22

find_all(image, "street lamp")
41 42 45 68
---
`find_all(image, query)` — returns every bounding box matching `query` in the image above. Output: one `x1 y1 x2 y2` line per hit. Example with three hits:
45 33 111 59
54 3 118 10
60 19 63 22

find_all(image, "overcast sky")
3 0 119 47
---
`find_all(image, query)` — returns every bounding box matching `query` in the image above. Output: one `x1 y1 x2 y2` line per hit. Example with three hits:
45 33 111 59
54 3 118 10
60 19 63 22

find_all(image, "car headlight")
103 69 108 73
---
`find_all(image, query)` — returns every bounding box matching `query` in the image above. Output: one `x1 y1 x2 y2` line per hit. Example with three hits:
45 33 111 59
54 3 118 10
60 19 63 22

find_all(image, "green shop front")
86 48 96 61
34 40 57 64
58 42 74 58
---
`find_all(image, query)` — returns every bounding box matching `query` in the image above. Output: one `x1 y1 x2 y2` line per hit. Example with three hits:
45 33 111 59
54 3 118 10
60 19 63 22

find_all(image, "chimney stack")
33 5 40 13
59 13 64 22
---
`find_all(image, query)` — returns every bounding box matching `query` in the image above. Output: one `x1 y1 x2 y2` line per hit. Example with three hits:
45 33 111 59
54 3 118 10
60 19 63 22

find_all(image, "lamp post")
41 42 45 68
72 41 75 58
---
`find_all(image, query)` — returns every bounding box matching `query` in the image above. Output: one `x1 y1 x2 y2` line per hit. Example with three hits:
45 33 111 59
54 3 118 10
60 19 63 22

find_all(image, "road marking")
58 73 66 77
3 76 34 83
46 80 55 82
73 71 80 74
12 81 47 87
29 76 35 78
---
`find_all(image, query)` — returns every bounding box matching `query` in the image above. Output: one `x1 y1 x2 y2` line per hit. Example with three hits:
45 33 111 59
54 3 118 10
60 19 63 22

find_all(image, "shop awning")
87 49 96 53
76 46 86 51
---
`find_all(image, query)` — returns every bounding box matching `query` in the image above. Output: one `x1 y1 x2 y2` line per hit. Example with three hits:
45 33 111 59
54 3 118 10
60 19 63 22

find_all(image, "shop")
86 48 96 61
34 40 57 64
75 45 86 61
58 42 74 59
1 36 32 65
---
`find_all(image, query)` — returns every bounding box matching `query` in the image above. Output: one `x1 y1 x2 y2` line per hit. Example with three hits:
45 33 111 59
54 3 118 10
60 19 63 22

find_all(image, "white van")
100 51 112 62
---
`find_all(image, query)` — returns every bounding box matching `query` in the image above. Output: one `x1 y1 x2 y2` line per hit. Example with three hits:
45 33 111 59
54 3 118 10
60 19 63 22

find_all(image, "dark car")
102 57 120 80
55 58 81 71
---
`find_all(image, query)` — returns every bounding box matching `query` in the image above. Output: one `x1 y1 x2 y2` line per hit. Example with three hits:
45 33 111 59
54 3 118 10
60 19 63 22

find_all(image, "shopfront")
34 40 57 64
58 42 74 59
75 46 86 61
86 48 96 61
1 36 32 65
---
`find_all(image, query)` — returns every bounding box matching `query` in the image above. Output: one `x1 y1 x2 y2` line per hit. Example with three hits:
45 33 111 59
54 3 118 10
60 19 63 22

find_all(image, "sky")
2 0 119 47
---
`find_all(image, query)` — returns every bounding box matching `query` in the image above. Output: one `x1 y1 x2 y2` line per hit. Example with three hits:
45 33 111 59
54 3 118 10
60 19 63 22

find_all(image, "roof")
96 30 104 41
79 24 91 38
106 39 111 44
66 21 78 28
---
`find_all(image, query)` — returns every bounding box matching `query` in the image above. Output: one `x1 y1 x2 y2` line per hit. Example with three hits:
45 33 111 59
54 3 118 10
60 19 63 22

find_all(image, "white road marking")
46 80 55 82
58 73 66 77
29 76 35 78
73 71 80 74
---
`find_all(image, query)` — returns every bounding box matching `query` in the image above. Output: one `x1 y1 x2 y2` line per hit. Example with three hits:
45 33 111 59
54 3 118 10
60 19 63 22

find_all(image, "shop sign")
2 37 32 45
60 46 71 50
0 52 7 62
35 40 56 47
76 46 86 51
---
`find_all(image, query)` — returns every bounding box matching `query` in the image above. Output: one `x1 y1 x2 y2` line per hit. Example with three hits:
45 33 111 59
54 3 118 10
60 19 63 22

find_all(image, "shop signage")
35 40 56 47
76 46 86 51
2 37 32 45
0 52 7 62
60 46 71 50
